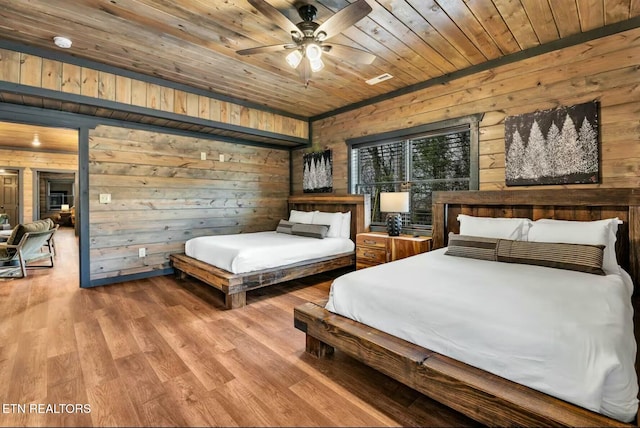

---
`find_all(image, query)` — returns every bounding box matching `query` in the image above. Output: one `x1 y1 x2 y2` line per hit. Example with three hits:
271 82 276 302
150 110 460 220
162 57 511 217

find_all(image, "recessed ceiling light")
365 73 393 85
53 36 72 49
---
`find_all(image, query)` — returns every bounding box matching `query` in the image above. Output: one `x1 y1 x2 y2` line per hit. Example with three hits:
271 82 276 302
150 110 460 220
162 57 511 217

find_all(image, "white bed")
185 231 354 274
326 248 639 422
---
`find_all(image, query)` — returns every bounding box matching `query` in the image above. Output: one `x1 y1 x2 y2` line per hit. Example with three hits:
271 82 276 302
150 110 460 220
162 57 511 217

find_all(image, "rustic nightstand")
355 232 432 270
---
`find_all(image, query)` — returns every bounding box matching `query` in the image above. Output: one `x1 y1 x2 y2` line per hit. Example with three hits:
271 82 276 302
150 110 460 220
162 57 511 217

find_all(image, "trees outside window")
351 127 473 229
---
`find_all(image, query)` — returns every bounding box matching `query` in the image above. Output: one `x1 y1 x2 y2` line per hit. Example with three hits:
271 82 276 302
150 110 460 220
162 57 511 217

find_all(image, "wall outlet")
219 154 225 162
138 247 146 258
200 152 207 160
99 193 111 204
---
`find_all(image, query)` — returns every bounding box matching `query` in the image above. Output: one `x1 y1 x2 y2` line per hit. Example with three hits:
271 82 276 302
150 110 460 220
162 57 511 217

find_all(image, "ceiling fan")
237 0 376 85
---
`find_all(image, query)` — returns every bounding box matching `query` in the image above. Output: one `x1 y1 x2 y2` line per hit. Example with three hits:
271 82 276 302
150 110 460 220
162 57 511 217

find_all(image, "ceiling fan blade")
237 44 293 55
324 43 376 64
248 0 301 37
314 0 372 41
298 58 311 85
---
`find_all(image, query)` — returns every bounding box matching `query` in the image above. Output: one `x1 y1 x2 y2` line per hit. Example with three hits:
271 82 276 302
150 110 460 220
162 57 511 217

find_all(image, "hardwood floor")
0 228 477 427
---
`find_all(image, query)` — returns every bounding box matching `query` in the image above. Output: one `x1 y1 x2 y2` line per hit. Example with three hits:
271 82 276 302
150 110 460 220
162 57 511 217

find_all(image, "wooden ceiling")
0 1 639 118
0 121 78 153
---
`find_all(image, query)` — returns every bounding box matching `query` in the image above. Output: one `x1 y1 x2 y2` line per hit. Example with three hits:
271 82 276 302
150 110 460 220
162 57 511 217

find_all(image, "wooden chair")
0 228 57 277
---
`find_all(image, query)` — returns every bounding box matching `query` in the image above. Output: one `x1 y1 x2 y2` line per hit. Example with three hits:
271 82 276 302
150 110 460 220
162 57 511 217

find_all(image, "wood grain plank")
115 75 132 104
61 63 82 94
130 79 147 107
80 67 99 97
520 0 560 43
98 71 116 101
7 328 48 404
86 378 141 426
549 0 581 37
145 83 161 110
41 58 62 91
0 49 21 83
576 0 605 31
128 316 189 382
19 53 42 87
74 318 119 388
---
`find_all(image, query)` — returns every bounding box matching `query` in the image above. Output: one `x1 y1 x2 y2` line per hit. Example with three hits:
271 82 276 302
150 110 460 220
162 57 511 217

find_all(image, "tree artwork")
504 101 599 186
303 149 333 193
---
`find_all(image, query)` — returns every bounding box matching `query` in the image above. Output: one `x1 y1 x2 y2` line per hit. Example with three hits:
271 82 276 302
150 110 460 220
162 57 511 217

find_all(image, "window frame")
346 114 483 233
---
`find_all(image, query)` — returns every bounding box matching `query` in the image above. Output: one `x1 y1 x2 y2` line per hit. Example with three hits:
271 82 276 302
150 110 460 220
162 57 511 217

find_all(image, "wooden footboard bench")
294 300 634 427
171 252 354 309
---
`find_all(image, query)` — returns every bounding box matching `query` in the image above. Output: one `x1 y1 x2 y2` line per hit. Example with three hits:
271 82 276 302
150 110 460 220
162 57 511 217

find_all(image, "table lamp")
61 204 70 211
380 192 409 236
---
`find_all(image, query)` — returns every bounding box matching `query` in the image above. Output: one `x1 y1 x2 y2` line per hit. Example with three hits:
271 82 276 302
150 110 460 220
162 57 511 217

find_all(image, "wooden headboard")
287 194 368 243
432 189 640 287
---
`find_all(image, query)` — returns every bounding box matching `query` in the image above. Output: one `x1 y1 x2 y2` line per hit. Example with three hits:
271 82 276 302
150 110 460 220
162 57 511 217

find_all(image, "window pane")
355 141 406 223
358 142 406 185
411 132 470 181
410 179 470 226
351 125 473 228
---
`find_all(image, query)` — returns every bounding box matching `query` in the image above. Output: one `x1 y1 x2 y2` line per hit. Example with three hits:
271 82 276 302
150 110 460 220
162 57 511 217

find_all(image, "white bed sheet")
185 231 354 274
326 248 638 422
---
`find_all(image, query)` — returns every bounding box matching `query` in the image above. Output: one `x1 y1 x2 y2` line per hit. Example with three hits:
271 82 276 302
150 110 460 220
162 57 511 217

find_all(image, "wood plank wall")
89 125 289 281
294 27 640 193
0 48 308 139
0 149 77 221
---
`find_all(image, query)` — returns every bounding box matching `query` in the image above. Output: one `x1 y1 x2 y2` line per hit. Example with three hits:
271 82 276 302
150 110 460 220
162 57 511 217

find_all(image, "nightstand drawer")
356 234 387 248
356 246 387 264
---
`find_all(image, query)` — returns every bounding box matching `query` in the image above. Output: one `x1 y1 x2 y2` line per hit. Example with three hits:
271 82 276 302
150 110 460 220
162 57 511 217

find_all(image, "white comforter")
326 249 638 422
185 231 354 274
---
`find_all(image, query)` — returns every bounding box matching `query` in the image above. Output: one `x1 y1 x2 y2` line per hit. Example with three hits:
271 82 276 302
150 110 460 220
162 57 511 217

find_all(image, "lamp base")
386 213 402 237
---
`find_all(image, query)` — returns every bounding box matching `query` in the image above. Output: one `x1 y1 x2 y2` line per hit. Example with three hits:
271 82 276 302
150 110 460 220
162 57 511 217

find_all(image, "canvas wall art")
504 101 599 186
303 149 333 193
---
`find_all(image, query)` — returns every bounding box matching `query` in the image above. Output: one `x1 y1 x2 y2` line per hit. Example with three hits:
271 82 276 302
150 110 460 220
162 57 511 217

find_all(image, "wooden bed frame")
294 188 640 427
170 194 367 309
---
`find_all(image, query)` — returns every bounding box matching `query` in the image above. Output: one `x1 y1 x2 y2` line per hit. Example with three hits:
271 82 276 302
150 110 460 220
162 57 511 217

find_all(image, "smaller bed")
170 194 367 309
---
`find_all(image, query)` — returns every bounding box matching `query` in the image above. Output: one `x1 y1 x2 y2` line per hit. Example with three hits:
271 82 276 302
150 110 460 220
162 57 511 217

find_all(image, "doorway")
36 171 77 228
0 169 19 227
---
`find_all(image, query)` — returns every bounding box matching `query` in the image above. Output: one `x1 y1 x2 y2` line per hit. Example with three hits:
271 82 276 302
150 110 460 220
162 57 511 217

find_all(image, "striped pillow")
495 239 605 275
445 233 498 261
275 219 295 234
291 223 328 239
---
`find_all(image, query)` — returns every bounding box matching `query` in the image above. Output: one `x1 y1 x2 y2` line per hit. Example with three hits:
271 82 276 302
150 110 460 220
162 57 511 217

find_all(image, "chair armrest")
0 243 20 250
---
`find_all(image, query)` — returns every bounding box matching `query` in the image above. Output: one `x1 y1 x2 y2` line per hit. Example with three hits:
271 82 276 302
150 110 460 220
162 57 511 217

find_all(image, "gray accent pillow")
276 219 295 234
445 233 498 261
496 239 606 275
291 223 328 239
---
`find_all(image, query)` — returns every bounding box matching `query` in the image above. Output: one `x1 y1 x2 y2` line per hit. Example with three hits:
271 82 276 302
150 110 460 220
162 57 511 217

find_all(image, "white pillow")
340 211 351 239
289 210 314 224
312 211 343 238
457 214 531 240
528 218 620 274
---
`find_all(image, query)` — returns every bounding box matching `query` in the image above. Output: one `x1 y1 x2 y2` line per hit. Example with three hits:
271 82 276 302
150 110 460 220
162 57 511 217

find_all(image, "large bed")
170 194 367 309
294 189 640 427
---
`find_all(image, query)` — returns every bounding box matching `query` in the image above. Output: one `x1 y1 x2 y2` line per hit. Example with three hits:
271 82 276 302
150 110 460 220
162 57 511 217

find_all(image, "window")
348 115 481 230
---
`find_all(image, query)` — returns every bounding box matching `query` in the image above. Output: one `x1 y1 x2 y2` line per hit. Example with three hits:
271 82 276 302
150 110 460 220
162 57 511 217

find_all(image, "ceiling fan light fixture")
309 57 324 72
286 50 303 69
305 43 322 61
